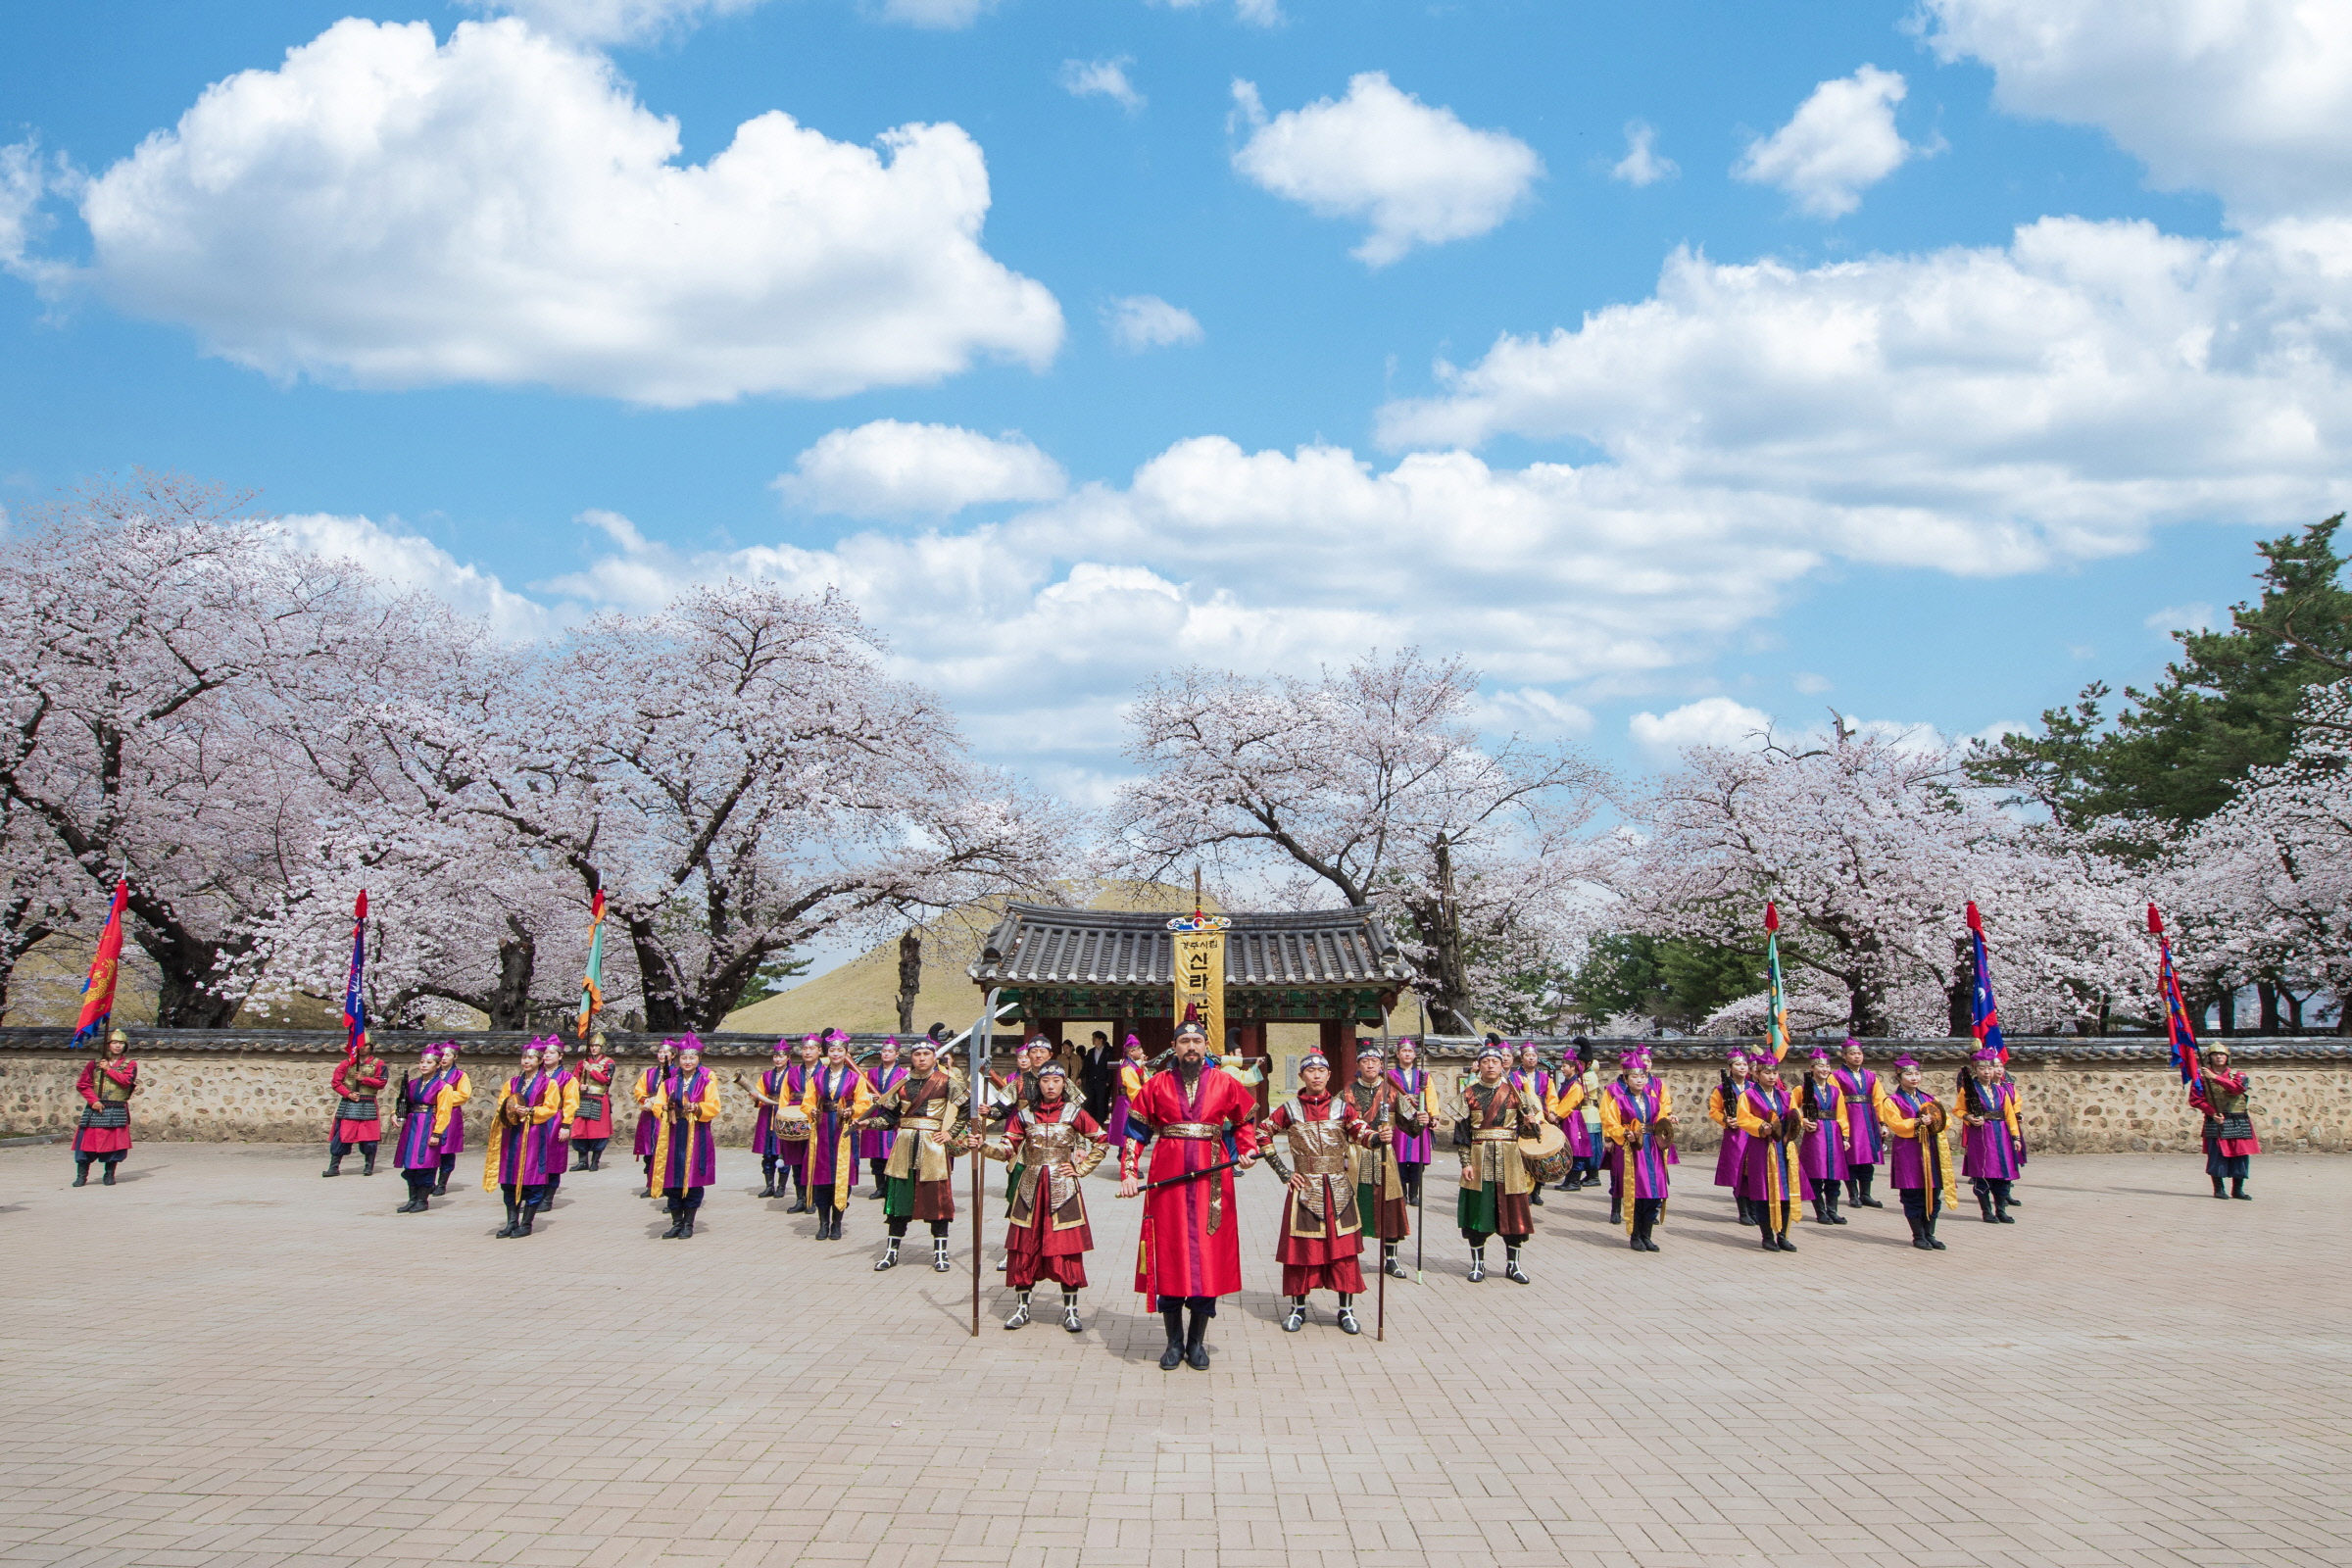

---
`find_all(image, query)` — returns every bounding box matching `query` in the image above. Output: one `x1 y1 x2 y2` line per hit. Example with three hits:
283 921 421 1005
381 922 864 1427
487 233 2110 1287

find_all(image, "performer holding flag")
1737 903 1805 1252
2152 906 2259 1200
323 893 389 1179
568 886 616 1171
1957 903 2024 1223
69 880 139 1189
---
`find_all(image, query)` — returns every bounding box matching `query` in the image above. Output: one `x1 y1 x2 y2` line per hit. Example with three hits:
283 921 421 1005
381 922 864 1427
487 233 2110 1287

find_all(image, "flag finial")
2147 903 2164 936
1764 901 1779 933
1965 900 1983 934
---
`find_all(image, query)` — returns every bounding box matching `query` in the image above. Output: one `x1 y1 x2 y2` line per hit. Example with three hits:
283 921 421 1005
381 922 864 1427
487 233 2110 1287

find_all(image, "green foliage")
1567 932 1767 1031
1970 515 2352 844
730 952 811 1012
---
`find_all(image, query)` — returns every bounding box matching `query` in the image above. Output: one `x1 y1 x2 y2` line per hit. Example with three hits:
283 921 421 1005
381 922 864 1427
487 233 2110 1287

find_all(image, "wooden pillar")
1320 1019 1351 1082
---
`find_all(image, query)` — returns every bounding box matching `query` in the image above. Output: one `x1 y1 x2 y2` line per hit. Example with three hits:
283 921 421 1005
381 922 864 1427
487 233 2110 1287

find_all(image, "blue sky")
3 0 2347 799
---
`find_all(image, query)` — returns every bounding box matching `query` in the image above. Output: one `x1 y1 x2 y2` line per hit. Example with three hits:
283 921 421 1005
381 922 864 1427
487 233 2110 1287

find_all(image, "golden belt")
1160 1123 1223 1138
1472 1128 1518 1142
903 1117 944 1131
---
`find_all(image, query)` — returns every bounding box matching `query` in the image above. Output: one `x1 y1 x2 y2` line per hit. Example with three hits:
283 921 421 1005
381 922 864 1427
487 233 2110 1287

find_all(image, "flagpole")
970 987 999 1339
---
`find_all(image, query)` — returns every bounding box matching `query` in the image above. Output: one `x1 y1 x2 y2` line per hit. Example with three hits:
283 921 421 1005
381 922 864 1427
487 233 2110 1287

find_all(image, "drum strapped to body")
1518 1121 1571 1183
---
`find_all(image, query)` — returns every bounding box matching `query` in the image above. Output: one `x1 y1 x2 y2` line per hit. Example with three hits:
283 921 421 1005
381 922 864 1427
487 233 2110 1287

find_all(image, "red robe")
1004 1102 1102 1290
1122 1065 1262 1306
332 1055 388 1143
1263 1090 1369 1298
571 1054 617 1139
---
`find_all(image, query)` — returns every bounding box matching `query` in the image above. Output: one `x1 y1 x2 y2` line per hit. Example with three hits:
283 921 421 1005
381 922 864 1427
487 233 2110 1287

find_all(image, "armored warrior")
70 1028 139 1188
1454 1041 1542 1283
1119 1011 1264 1371
1343 1043 1411 1280
1796 1047 1851 1225
869 1031 964 1274
2191 1041 2259 1200
569 1035 617 1171
322 1037 389 1179
799 1033 872 1241
1260 1052 1372 1334
1598 1050 1675 1252
992 1060 1102 1332
1735 1051 1805 1252
649 1039 720 1239
1832 1038 1887 1207
1880 1054 1954 1250
1956 1047 2024 1223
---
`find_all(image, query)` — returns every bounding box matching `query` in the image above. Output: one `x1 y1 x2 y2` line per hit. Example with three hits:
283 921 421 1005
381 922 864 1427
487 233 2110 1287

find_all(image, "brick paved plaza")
1 1142 2345 1568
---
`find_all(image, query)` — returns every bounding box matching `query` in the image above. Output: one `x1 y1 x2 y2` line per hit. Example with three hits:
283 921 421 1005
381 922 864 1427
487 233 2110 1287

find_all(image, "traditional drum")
772 1109 812 1143
1518 1120 1571 1184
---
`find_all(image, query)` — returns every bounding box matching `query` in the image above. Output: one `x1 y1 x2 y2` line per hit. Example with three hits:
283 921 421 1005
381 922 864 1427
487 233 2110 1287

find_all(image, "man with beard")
1119 1011 1263 1370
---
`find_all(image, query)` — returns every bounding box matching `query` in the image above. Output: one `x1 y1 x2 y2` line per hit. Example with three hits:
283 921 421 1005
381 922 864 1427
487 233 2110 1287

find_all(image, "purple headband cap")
1618 1051 1646 1070
1972 1046 2001 1062
1892 1054 1920 1068
1727 1048 1749 1062
677 1033 704 1053
1809 1046 1832 1060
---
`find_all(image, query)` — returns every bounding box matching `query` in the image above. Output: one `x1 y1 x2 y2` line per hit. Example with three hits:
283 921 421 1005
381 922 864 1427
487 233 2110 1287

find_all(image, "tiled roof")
968 903 1411 991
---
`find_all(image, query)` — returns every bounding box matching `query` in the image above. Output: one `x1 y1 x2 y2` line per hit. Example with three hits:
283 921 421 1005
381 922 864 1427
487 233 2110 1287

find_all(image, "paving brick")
3 1143 2347 1568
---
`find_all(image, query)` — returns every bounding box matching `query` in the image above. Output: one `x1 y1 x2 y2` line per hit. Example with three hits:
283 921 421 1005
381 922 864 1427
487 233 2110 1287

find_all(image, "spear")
1415 990 1428 1285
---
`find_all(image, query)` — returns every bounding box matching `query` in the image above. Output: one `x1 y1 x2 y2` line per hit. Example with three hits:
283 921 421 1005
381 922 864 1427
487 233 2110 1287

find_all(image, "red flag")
70 880 130 1051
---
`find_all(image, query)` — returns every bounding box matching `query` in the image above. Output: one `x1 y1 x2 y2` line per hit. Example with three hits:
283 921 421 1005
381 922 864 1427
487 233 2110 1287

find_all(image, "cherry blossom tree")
2163 682 2352 1032
0 473 435 1024
1102 650 1609 1033
1618 719 2143 1037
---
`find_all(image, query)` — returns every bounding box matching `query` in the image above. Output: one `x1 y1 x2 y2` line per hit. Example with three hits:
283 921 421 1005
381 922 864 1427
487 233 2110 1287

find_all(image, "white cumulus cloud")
1630 698 1776 760
1231 72 1543 267
1061 56 1144 112
54 18 1059 407
1157 0 1282 26
464 0 775 44
1611 122 1678 187
1924 0 2352 222
274 513 562 642
871 0 994 29
772 420 1068 517
1734 65 1918 219
1103 294 1202 352
1379 217 2352 570
2144 601 2217 635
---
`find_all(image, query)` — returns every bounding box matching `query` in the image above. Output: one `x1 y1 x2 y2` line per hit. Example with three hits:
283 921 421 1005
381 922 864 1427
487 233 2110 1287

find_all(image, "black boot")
1504 1245 1529 1284
1926 1212 1946 1250
1467 1244 1487 1282
1845 1177 1861 1206
759 1164 777 1199
661 1198 685 1240
1735 1196 1754 1225
497 1197 520 1238
2211 1173 2229 1200
787 1182 809 1214
1185 1303 1211 1370
72 1158 89 1188
1856 1167 1884 1206
1976 1183 1997 1223
1336 1295 1360 1336
322 1148 344 1178
516 1200 539 1236
1159 1302 1186 1370
1608 1196 1623 1225
1530 1186 1545 1206
101 1161 118 1186
590 1147 604 1171
1759 1222 1781 1251
1383 1242 1406 1279
2231 1177 2252 1200
1825 1183 1846 1224
1776 1215 1796 1252
1283 1296 1307 1333
869 1158 888 1200
1993 1182 2015 1223
361 1145 377 1176
680 1197 698 1238
1907 1213 1933 1250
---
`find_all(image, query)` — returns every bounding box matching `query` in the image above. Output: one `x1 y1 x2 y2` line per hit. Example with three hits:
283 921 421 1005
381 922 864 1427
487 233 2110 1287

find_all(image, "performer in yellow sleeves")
800 1032 873 1241
1879 1054 1956 1251
649 1038 721 1239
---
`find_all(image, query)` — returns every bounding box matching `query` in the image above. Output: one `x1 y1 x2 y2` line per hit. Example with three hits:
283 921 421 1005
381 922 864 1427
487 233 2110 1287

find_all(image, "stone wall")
4 1028 2347 1155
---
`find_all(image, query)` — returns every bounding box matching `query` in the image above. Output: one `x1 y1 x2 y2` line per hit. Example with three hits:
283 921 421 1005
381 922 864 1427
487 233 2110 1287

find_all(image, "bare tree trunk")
896 928 921 1035
1946 936 1973 1037
2257 980 2281 1033
488 915 535 1030
1423 834 1475 1035
2219 987 2237 1036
